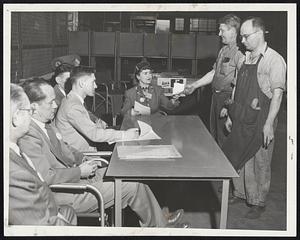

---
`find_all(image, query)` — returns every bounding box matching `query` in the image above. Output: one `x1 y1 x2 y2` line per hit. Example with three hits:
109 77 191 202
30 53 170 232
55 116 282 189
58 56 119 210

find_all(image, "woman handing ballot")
121 60 180 116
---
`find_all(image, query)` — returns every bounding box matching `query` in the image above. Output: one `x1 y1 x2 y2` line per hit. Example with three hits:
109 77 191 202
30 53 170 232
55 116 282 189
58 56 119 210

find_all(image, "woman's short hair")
134 60 152 81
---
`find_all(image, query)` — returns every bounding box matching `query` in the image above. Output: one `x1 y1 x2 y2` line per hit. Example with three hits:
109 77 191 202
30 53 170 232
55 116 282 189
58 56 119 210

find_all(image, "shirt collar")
10 142 21 156
256 42 268 57
246 42 267 58
32 117 46 130
70 91 84 105
58 85 66 96
226 42 237 50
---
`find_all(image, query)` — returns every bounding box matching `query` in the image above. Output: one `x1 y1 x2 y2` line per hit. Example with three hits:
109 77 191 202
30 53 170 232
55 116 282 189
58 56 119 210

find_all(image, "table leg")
220 179 230 229
115 179 122 227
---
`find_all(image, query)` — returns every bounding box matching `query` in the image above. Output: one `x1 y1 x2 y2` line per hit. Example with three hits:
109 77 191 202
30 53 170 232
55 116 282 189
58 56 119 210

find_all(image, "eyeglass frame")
239 30 260 41
19 108 33 115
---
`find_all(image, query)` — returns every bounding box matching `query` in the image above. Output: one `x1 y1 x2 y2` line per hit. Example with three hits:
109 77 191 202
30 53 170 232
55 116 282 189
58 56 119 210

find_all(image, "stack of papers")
134 101 151 115
117 145 182 160
172 82 185 95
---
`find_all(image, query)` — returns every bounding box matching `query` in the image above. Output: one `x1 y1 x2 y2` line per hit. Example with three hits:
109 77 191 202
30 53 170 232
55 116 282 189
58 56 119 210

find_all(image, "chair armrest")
158 110 168 116
50 183 105 226
83 151 112 157
88 158 109 167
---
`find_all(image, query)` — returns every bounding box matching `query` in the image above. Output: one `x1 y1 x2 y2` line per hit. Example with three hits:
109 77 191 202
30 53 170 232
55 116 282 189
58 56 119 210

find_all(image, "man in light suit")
19 78 188 227
55 66 139 152
9 83 77 225
51 60 98 122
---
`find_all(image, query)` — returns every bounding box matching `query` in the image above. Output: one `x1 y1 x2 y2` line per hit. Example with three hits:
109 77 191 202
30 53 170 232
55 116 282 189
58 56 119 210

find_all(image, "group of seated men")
9 57 190 228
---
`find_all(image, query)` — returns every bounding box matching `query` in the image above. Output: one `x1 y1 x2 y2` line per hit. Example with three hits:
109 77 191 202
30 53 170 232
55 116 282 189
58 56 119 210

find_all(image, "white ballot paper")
172 82 185 95
117 145 182 160
134 101 151 115
113 120 161 143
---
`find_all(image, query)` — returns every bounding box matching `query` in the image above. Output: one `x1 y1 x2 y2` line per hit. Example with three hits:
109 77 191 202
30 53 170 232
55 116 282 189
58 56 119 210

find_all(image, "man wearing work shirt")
185 14 244 147
222 17 286 219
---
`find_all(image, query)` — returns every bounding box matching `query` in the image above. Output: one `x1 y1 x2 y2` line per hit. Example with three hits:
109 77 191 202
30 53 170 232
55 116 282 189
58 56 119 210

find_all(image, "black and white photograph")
3 3 296 237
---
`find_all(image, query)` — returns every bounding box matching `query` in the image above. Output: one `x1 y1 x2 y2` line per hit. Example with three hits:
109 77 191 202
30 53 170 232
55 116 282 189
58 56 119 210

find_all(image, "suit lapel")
67 92 89 117
10 148 41 180
30 120 68 167
30 120 53 149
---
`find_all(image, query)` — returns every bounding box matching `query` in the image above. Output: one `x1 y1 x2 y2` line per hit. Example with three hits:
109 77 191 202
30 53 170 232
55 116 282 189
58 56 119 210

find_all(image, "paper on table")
112 120 161 143
117 145 182 159
172 82 185 95
137 120 161 140
134 101 151 115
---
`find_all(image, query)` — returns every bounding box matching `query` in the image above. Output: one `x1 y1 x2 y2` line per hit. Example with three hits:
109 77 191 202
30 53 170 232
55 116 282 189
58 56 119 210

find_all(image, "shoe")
245 205 266 219
166 221 191 228
228 196 243 204
162 207 184 224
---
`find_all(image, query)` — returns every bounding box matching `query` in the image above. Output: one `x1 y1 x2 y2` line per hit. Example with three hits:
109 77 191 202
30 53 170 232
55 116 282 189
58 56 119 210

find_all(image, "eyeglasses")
19 108 33 115
239 30 260 41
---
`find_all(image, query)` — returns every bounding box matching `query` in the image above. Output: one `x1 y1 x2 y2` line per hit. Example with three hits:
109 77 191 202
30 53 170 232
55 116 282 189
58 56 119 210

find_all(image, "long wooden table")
106 114 238 228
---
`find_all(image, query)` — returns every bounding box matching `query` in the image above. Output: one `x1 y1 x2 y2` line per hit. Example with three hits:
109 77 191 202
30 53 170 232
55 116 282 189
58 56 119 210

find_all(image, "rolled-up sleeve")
269 55 286 92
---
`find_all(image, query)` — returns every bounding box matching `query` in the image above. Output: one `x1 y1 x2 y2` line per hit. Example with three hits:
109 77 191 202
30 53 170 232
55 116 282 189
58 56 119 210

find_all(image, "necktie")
45 123 72 167
20 151 45 182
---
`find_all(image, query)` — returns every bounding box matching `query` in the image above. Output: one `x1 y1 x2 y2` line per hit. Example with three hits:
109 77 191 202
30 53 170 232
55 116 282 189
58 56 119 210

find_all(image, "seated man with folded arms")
18 78 188 228
9 83 77 225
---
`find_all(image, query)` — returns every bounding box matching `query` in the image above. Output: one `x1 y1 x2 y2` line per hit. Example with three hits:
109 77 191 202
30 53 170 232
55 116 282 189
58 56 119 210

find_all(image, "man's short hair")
244 16 266 33
70 66 96 86
21 77 51 103
219 14 241 34
11 83 26 115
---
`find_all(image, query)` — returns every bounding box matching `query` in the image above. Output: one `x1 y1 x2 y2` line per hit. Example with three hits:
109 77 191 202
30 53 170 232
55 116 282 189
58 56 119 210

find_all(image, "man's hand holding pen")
123 128 140 140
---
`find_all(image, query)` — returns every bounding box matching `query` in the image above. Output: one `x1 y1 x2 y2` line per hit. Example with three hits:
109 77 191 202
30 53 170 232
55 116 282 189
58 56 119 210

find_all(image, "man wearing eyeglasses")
18 78 188 228
9 84 77 225
185 14 244 148
222 17 286 219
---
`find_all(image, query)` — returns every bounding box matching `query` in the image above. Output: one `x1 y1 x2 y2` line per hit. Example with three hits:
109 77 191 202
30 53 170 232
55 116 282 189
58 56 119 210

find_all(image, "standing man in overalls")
185 14 244 147
222 17 286 219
